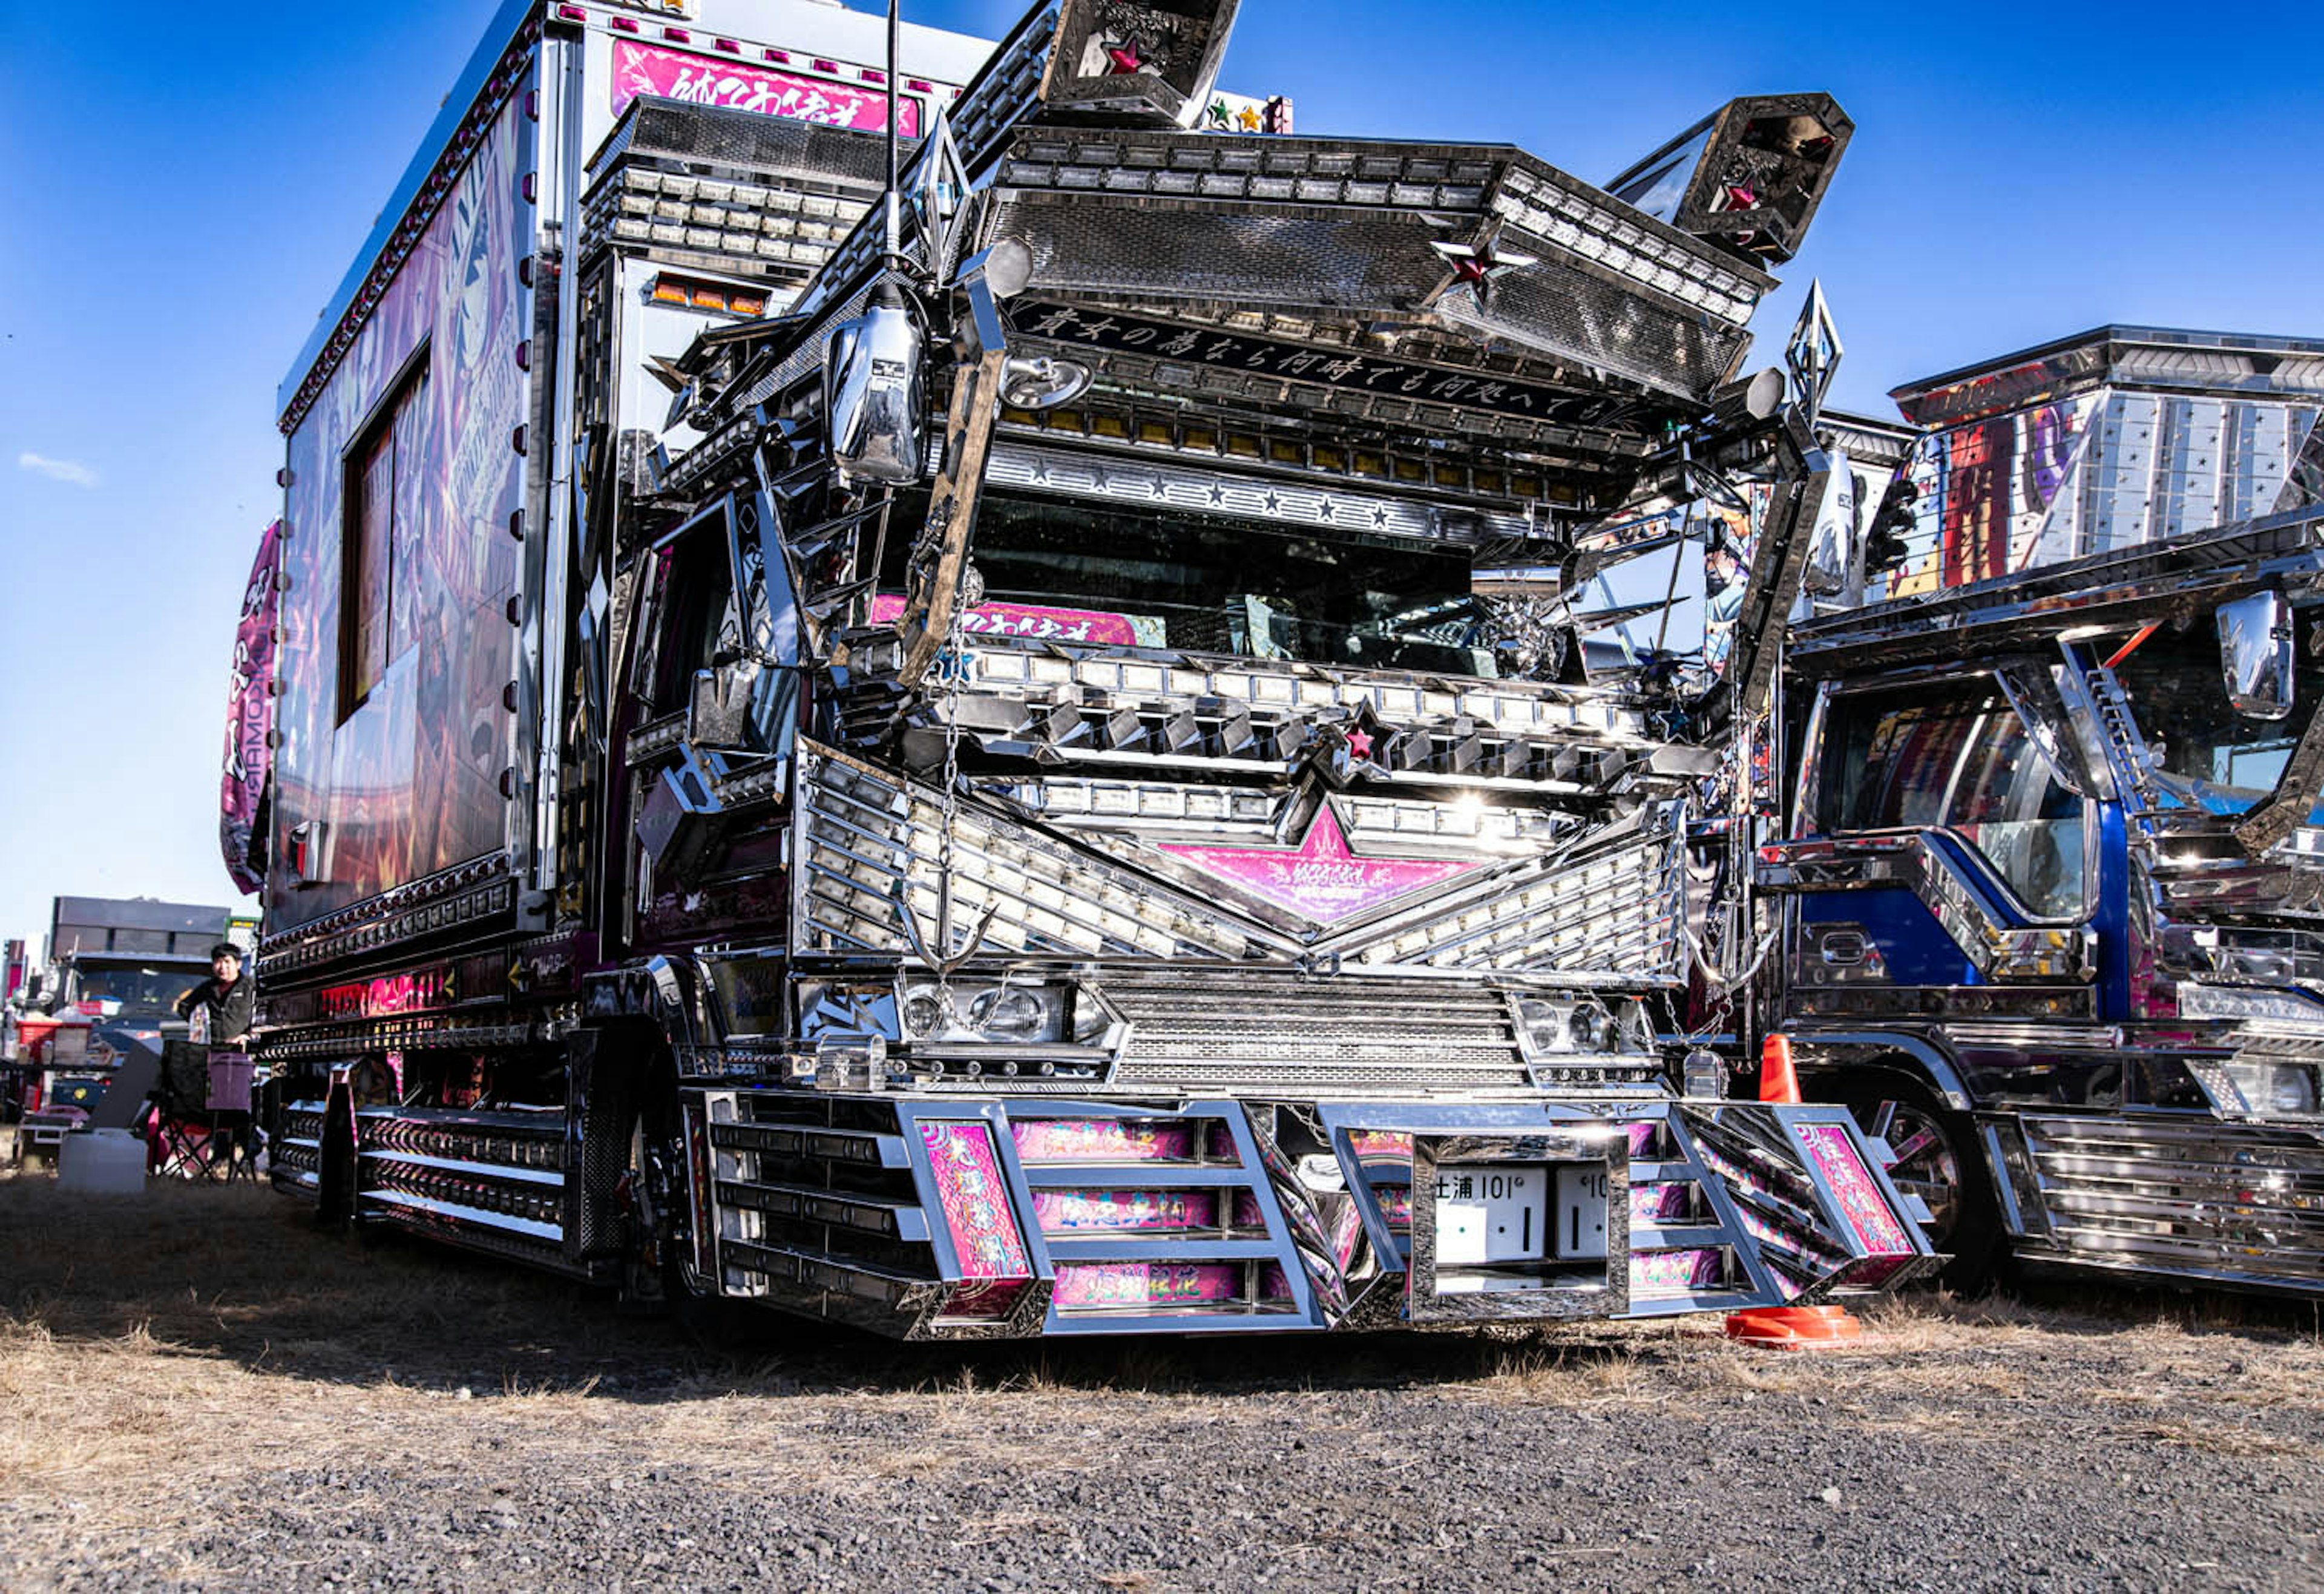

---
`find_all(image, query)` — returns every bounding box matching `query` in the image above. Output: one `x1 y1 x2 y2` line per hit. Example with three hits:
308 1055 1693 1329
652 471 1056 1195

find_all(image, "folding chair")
207 1052 258 1183
150 1043 229 1181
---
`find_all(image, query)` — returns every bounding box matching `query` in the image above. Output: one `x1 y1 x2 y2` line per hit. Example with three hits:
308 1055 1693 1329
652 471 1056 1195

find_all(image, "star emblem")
1236 104 1262 131
1158 804 1482 923
1426 220 1540 307
1347 728 1374 759
1105 41 1143 74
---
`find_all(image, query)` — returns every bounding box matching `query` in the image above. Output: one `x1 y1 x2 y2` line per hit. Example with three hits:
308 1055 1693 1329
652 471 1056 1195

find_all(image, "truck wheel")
629 1078 734 1341
1839 1080 2001 1294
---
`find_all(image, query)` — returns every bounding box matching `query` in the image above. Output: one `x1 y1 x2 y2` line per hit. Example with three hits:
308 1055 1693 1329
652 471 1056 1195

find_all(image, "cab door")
1779 671 2122 1110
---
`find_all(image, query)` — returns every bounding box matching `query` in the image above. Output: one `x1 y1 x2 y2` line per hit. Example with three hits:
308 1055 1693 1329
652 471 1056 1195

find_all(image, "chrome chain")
931 579 971 1024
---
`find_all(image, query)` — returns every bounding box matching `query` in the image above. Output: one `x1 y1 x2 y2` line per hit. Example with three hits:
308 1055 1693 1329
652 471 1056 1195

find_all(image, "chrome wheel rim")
1862 1098 1962 1244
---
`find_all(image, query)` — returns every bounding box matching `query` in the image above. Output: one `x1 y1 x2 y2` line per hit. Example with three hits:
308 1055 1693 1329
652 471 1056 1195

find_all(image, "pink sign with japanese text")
611 42 920 136
868 594 1163 648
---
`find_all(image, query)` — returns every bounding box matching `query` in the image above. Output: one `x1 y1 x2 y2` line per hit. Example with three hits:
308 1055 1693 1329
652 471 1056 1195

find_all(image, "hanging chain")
931 579 972 1023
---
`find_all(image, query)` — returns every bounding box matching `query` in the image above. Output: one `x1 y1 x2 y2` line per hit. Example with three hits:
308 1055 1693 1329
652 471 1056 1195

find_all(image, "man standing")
170 943 258 1175
174 943 254 1043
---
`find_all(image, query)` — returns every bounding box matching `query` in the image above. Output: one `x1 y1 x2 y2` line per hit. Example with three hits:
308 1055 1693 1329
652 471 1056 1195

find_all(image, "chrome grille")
2021 1114 2324 1287
1099 972 1530 1092
796 744 1262 962
1336 822 1686 981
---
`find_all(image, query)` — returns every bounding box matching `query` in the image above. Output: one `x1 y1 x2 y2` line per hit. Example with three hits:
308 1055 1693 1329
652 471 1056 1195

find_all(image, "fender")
1782 1029 1972 1112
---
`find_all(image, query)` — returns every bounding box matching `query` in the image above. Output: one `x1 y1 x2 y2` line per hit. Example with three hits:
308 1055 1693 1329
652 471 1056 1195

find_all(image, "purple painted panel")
269 96 529 928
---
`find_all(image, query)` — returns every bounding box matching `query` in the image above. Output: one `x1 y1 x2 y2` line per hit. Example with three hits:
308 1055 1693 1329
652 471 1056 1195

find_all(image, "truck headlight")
900 981 1068 1044
1516 996 1633 1055
968 986 1052 1042
2220 1060 2321 1115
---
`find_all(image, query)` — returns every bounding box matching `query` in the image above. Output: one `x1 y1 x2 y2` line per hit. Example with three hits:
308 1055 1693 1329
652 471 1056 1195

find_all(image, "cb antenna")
884 0 902 269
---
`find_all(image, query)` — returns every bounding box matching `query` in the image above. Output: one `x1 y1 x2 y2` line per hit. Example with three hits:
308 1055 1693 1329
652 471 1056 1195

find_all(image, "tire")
628 1067 738 1342
1836 1076 2002 1294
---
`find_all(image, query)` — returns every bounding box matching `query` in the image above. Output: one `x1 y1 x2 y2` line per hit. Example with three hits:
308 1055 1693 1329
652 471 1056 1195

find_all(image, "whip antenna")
884 0 901 266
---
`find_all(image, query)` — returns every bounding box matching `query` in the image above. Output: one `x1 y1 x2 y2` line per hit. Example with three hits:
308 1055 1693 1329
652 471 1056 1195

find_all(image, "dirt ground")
4 1152 2323 1593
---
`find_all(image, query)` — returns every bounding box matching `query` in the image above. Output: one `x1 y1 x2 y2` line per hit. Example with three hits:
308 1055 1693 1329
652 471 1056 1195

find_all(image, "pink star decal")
1158 805 1483 924
1105 43 1143 74
1724 183 1758 210
1346 728 1374 759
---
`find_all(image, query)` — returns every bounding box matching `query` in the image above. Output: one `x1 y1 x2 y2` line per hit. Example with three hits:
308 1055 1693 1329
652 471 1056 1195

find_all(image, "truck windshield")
2105 622 2324 815
1817 680 2087 920
68 963 202 1017
880 488 1500 678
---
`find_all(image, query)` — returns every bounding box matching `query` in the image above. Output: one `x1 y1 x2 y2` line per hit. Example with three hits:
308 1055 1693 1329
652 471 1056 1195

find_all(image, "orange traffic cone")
1758 1032 1800 1104
1724 1303 1865 1349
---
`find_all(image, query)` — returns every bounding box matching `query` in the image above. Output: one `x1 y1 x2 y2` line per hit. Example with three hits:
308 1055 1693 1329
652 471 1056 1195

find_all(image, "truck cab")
243 0 1934 1337
1767 326 2324 1293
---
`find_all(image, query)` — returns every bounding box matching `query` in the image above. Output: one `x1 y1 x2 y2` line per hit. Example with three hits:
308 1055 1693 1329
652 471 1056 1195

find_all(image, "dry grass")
6 1170 2324 1583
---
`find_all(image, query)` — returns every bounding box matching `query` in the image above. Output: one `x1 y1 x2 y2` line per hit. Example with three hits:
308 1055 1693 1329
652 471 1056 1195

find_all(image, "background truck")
235 0 1930 1337
1763 324 2324 1293
1 896 234 1126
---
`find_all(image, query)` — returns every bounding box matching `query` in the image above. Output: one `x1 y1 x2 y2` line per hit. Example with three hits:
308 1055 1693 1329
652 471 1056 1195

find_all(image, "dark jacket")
175 975 255 1043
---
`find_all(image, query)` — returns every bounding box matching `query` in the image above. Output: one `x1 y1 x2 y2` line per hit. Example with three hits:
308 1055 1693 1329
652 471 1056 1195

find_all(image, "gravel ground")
4 1165 2323 1591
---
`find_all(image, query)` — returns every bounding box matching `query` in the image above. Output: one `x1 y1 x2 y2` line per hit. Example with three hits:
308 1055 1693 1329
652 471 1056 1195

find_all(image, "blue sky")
1 0 2319 957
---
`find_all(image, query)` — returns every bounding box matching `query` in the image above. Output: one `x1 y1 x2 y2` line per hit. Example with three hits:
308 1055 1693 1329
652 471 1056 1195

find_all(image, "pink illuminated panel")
1629 1248 1722 1298
1009 1119 1208 1164
919 1121 1031 1278
611 42 920 134
1160 805 1481 925
1033 1189 1219 1233
1629 1182 1692 1224
1793 1121 1914 1255
868 592 1161 646
1053 1262 1242 1309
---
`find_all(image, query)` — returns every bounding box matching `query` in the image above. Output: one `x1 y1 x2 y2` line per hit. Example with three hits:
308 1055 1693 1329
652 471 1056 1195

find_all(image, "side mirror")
2217 591 2295 720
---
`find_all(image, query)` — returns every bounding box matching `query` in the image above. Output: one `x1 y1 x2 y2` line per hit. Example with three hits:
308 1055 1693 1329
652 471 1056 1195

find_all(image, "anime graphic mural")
1877 390 2322 602
268 93 531 930
218 520 282 895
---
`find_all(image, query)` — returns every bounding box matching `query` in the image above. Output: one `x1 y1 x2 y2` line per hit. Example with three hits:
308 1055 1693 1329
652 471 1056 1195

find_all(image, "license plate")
1433 1164 1548 1265
1555 1166 1610 1259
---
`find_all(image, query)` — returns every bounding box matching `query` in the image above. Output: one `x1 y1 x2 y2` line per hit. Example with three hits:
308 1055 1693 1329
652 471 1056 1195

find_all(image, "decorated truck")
1763 325 2324 1294
233 0 1932 1337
